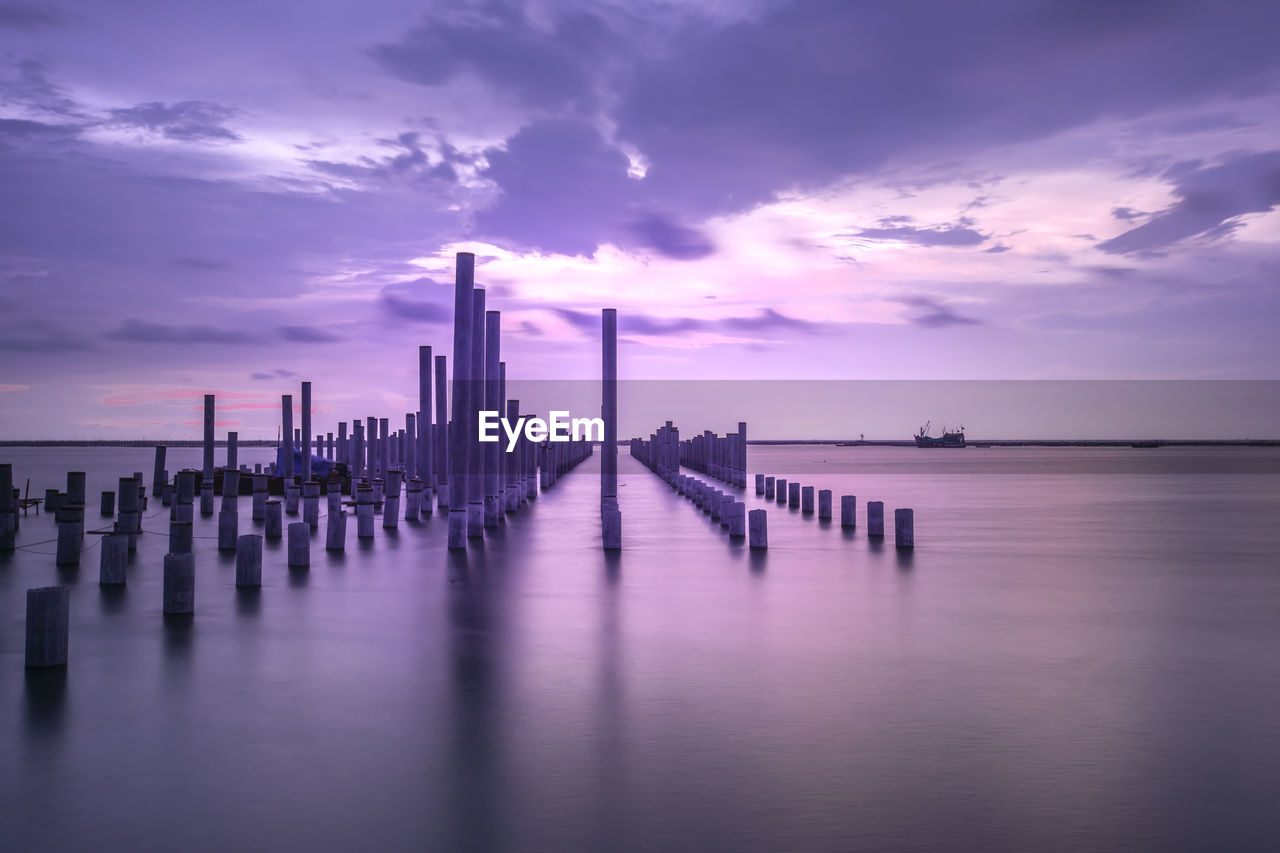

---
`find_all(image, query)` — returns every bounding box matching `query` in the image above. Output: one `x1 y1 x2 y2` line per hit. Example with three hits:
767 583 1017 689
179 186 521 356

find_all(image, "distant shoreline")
2 439 1278 448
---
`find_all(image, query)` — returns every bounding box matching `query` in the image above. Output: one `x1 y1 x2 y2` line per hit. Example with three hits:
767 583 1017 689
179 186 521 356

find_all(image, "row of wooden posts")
754 473 915 548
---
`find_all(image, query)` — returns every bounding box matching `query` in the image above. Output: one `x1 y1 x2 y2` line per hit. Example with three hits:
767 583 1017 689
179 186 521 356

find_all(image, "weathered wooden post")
175 470 195 524
448 254 474 548
356 485 375 539
603 503 622 551
218 508 238 551
484 310 502 528
161 483 174 507
25 586 70 668
720 493 734 527
505 400 521 512
163 553 195 615
602 309 619 539
169 519 193 555
284 478 300 515
801 486 814 514
221 469 239 513
748 509 768 549
200 479 215 517
100 490 115 516
327 487 341 517
418 345 433 490
265 500 282 539
287 522 309 569
468 287 486 539
202 394 215 484
152 446 167 496
337 422 347 466
302 481 320 528
378 417 390 484
301 381 312 483
406 476 422 520
894 508 914 548
326 508 346 551
818 489 832 520
775 478 787 504
281 394 294 481
867 501 884 537
100 533 128 585
236 534 262 587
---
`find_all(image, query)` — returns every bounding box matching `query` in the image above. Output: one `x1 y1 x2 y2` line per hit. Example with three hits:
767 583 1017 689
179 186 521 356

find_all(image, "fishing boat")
915 421 966 448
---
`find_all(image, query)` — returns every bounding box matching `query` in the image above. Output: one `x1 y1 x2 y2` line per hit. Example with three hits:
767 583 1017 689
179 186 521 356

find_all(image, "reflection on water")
0 445 1278 851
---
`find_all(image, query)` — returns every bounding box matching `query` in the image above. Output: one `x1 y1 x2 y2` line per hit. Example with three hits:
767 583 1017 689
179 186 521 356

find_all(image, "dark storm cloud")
369 2 620 111
109 101 241 142
0 3 67 29
279 325 344 343
1098 151 1280 254
627 213 716 260
897 297 982 328
612 0 1280 218
851 219 988 247
104 319 254 344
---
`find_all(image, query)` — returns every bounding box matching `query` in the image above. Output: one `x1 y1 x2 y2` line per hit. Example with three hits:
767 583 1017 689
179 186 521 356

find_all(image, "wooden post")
818 489 832 520
227 431 238 472
281 394 294 481
383 469 402 529
505 400 520 512
356 485 375 539
801 486 814 514
252 474 268 521
55 503 82 567
152 446 167 496
748 509 768 549
287 522 309 569
448 253 473 548
434 354 448 511
840 495 856 528
326 508 346 551
775 478 787 504
301 381 312 483
895 508 914 549
163 553 195 615
200 481 214 517
764 476 775 500
755 473 764 495
602 308 618 522
0 463 13 552
602 503 622 550
221 469 239 513
302 480 320 528
788 481 801 509
236 534 262 587
100 490 115 516
468 287 486 539
218 509 238 551
729 501 746 537
169 519 192 555
265 501 282 539
202 394 215 482
25 586 69 668
867 501 884 537
484 311 503 528
99 533 128 585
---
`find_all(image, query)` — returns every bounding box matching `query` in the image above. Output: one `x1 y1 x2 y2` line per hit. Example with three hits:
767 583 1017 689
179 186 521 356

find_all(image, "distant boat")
915 421 966 448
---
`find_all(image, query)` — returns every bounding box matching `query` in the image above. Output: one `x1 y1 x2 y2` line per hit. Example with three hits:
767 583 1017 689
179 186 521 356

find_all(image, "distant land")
2 439 1278 448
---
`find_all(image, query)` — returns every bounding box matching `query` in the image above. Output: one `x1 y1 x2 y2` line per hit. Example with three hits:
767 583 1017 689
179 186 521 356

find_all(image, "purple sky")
2 0 1279 438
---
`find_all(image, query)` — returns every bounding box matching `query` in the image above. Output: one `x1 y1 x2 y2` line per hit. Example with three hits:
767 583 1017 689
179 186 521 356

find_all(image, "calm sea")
2 445 1279 852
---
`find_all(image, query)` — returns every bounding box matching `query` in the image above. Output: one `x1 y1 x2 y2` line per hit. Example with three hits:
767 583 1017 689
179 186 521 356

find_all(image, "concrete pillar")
867 501 884 538
236 534 262 587
379 417 390 484
748 509 768 549
602 503 622 550
169 519 193 555
406 477 422 520
434 354 448 510
99 533 128 585
405 413 417 510
100 490 115 516
729 501 746 537
721 494 735 527
202 394 215 481
326 509 347 550
163 553 195 615
484 310 502 528
356 485 375 539
301 381 312 483
788 481 801 509
221 469 239 513
287 522 309 569
351 421 363 481
775 479 787 504
218 509 238 551
755 473 765 495
252 474 268 521
505 399 521 511
448 253 473 548
895 508 914 549
152 446 167 496
327 488 341 517
602 308 618 511
281 394 294 481
284 483 300 515
25 586 69 668
55 503 82 567
338 422 348 465
227 431 238 472
161 484 174 506
200 483 214 517
419 345 433 489
302 480 320 528
801 486 814 514
818 489 832 520
383 469 401 529
764 476 775 500
265 501 282 539
468 287 486 539
0 463 13 552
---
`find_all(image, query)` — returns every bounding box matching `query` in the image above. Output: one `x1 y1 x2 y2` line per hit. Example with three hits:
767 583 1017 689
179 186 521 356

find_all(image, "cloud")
852 220 987 247
551 306 823 338
983 242 1012 253
897 297 982 328
379 283 450 324
370 3 619 111
279 324 344 343
103 319 254 344
109 101 241 143
1098 150 1280 254
627 213 716 260
0 383 29 392
0 58 82 117
0 3 67 28
249 368 297 381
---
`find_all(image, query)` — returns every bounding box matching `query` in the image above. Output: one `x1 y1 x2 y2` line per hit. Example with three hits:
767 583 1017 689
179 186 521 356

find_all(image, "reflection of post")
26 586 70 667
468 288 486 539
202 394 215 481
448 253 474 549
301 381 312 483
484 311 502 528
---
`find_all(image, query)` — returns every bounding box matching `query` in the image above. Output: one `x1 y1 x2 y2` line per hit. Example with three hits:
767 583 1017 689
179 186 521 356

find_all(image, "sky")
1 0 1279 438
